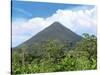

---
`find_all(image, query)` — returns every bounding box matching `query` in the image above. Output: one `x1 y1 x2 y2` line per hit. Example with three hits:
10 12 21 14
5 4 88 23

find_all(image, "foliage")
12 33 97 74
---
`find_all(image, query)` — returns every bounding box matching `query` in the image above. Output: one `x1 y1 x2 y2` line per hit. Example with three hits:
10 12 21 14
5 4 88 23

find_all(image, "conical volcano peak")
16 21 82 48
52 21 61 24
51 21 63 26
49 21 65 28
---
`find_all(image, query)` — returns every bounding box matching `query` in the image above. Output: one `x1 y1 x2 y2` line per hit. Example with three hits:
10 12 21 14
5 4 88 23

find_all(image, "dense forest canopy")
12 33 97 74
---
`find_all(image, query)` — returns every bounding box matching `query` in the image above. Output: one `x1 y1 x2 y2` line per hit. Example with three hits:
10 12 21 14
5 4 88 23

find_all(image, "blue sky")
12 1 94 20
12 1 96 47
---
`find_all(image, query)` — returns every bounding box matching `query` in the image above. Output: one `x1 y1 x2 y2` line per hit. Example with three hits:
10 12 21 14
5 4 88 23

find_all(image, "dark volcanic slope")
18 22 82 47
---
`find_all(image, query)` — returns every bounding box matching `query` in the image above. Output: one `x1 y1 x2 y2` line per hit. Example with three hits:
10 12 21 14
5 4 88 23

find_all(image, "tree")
74 33 97 69
12 33 97 74
41 39 65 63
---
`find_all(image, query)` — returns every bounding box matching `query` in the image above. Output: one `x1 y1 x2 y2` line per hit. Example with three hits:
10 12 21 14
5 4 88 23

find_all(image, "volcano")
13 22 82 54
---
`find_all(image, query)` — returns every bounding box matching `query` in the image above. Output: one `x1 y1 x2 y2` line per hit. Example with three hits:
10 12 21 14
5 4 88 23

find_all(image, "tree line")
12 33 97 74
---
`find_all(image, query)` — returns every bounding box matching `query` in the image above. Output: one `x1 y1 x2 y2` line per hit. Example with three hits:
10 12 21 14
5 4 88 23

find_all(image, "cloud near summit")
12 7 96 47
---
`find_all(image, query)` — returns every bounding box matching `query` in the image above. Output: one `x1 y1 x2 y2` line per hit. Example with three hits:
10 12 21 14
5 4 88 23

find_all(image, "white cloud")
12 7 96 47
